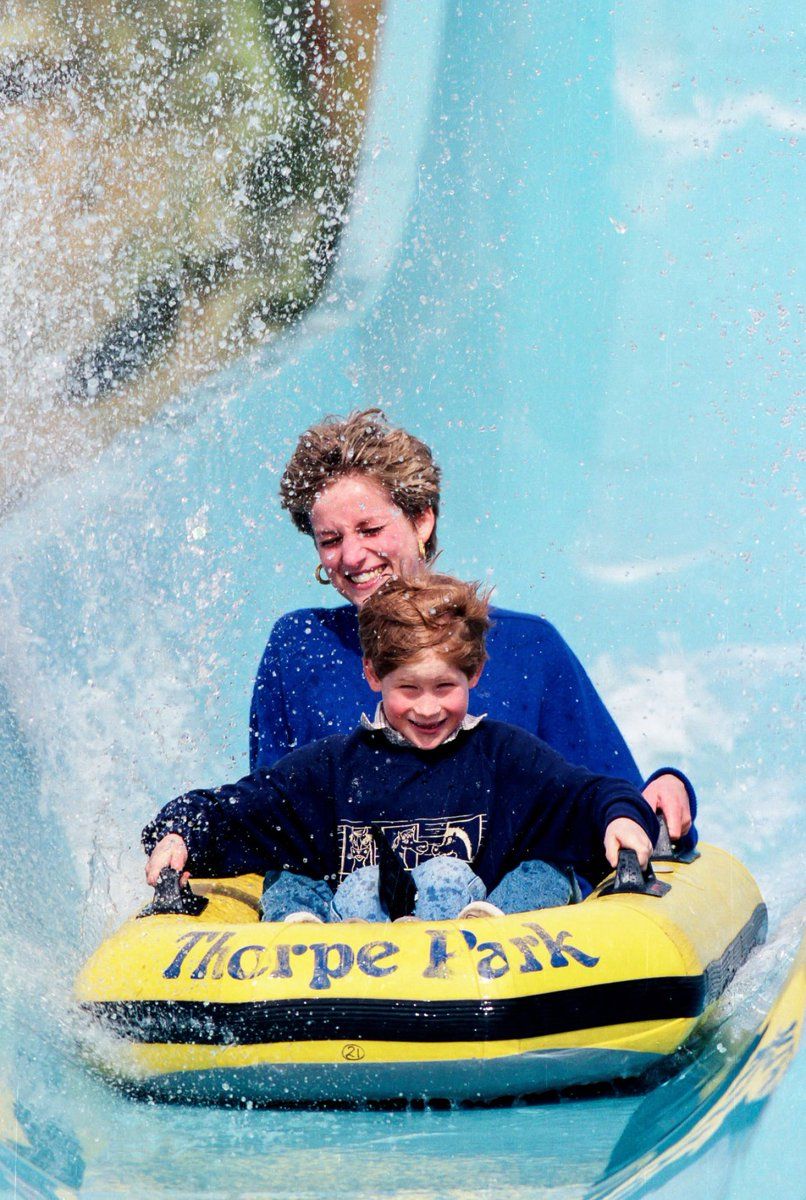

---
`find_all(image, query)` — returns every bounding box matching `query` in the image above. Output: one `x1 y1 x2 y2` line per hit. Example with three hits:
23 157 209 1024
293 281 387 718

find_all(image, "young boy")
144 574 692 922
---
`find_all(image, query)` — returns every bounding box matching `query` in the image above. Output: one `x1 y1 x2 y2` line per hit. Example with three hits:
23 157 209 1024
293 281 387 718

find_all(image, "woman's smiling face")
310 473 435 607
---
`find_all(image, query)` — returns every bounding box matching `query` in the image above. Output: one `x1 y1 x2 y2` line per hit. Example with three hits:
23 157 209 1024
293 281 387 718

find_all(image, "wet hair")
279 408 441 558
358 571 492 680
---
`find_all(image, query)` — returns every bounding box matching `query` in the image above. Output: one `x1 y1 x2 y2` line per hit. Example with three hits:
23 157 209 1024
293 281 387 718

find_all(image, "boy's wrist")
603 796 660 845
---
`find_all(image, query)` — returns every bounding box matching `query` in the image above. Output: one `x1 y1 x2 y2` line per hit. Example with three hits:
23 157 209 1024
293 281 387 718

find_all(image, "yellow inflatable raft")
74 845 766 1104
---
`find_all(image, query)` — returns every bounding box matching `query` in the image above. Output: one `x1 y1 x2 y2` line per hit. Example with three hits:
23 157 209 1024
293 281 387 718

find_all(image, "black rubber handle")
611 849 670 898
652 813 675 858
651 811 699 864
138 867 209 918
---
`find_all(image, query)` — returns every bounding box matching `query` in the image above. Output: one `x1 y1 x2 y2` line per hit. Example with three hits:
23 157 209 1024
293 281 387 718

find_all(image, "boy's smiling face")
363 650 482 749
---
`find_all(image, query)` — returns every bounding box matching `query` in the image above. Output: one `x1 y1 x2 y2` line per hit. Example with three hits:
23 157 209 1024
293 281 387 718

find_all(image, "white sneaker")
282 910 324 924
457 901 504 920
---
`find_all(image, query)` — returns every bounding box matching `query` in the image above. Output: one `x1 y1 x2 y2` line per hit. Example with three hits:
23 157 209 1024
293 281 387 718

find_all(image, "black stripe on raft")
86 974 704 1046
82 904 767 1048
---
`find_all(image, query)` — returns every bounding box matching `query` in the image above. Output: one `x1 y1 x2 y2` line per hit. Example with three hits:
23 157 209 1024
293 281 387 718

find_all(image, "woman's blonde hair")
358 571 492 680
279 408 441 557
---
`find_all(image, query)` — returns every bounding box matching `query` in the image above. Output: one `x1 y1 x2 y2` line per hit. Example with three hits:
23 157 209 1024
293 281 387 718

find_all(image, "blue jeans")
488 858 580 910
259 870 334 922
333 857 487 921
260 858 575 923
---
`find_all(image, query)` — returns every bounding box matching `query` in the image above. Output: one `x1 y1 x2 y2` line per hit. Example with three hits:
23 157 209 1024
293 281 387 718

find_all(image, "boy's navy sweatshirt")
143 719 671 892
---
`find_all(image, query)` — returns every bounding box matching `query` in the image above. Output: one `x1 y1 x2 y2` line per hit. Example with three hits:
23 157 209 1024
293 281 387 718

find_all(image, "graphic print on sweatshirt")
338 814 487 879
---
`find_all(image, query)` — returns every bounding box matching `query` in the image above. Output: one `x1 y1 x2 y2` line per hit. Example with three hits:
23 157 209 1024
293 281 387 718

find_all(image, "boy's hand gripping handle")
138 867 209 918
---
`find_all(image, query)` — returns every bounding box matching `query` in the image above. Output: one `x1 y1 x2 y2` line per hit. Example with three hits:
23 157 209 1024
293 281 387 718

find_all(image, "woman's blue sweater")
249 605 644 782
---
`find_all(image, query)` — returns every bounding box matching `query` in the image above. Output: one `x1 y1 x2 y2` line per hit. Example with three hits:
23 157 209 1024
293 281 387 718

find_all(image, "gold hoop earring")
314 564 330 585
417 537 426 561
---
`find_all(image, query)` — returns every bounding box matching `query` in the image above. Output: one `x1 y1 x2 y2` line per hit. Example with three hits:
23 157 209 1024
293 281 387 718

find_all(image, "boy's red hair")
358 572 492 679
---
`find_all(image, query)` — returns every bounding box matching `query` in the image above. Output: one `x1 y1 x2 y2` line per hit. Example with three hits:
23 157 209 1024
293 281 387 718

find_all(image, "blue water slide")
0 1 802 1196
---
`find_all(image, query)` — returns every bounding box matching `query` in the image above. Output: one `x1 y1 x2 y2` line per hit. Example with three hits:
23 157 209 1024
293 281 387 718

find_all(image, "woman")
250 408 693 839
